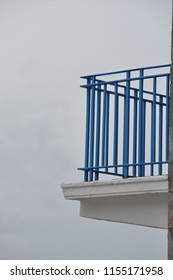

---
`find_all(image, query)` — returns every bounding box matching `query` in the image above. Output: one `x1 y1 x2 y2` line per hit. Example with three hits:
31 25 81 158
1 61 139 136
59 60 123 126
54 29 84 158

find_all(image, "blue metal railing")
78 64 170 182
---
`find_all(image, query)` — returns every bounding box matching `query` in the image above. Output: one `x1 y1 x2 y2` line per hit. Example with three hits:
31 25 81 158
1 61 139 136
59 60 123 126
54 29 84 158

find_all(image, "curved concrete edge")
61 175 168 200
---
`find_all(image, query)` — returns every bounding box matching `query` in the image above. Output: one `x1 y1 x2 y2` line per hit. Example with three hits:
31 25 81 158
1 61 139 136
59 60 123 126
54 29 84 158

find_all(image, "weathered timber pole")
168 0 173 260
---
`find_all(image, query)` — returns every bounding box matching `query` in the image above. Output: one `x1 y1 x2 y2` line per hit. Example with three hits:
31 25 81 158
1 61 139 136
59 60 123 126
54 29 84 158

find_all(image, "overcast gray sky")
0 0 171 260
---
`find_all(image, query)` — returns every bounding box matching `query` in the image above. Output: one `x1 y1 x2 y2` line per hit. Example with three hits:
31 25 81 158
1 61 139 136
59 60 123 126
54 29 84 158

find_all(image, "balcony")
62 64 170 229
78 64 170 181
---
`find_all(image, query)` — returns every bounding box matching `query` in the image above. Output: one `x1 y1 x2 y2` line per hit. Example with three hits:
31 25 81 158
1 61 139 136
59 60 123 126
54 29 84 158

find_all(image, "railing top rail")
80 63 170 79
81 72 170 88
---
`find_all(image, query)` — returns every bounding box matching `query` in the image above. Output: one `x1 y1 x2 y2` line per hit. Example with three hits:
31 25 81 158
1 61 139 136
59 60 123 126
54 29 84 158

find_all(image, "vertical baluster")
150 77 156 176
105 87 110 172
101 84 107 166
132 89 138 177
138 69 144 176
113 83 119 174
159 95 163 175
166 74 170 161
89 76 95 181
84 78 91 182
123 71 130 178
95 83 101 180
142 100 146 176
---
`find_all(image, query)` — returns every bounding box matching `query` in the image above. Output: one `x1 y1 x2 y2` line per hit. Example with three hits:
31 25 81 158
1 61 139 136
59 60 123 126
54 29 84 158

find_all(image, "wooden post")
168 0 173 260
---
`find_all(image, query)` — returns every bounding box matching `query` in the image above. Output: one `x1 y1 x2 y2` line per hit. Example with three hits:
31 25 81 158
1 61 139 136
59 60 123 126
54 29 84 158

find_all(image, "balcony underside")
61 175 168 229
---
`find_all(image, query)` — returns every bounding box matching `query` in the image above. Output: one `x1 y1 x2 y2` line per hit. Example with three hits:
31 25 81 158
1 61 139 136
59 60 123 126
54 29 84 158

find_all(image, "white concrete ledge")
61 175 168 200
61 175 168 229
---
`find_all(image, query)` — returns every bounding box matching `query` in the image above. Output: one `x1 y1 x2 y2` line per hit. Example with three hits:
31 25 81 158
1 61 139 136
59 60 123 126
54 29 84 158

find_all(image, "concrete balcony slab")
61 175 168 229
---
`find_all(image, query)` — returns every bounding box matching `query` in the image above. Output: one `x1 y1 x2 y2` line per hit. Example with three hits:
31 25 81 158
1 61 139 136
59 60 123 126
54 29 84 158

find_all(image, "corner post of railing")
166 74 170 162
84 78 91 182
89 76 96 181
123 70 130 178
138 69 144 177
